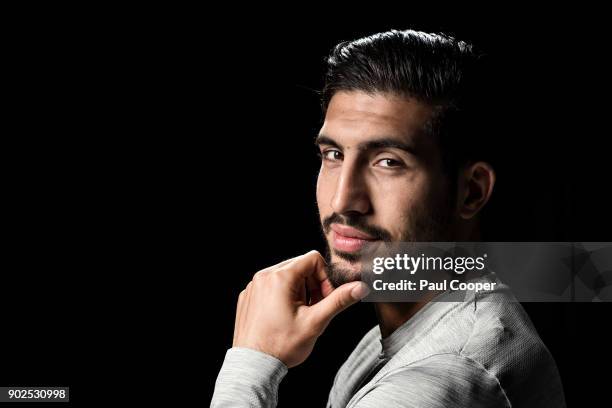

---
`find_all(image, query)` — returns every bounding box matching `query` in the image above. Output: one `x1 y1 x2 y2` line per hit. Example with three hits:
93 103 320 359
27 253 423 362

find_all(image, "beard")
321 193 456 288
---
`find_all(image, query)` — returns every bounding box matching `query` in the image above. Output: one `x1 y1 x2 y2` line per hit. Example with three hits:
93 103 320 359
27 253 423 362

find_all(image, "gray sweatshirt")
211 275 566 407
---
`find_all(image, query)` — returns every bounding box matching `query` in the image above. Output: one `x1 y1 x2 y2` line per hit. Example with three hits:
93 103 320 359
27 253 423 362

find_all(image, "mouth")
331 224 377 253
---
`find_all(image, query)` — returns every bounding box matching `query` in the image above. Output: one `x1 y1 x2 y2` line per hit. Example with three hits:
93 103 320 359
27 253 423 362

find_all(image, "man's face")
316 91 457 287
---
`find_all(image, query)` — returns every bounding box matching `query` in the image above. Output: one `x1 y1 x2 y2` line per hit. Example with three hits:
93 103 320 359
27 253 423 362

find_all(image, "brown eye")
376 158 402 168
323 150 343 161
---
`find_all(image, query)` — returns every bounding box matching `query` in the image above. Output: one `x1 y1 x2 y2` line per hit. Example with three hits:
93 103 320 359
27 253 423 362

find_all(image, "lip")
331 224 376 253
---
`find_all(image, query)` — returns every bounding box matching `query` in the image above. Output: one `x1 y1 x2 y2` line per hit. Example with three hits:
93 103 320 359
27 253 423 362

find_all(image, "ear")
458 161 496 220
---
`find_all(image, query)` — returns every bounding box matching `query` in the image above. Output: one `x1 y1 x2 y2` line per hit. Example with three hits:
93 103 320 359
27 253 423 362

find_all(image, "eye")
321 149 343 162
375 158 403 168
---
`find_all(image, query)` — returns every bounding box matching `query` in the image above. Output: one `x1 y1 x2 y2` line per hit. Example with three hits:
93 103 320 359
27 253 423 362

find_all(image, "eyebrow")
315 134 418 156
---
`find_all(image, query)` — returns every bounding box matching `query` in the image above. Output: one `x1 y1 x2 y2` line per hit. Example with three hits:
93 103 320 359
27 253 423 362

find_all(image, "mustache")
322 212 393 241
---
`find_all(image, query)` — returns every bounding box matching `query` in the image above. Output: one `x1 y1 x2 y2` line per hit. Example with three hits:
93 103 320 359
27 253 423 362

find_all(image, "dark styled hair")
321 29 494 179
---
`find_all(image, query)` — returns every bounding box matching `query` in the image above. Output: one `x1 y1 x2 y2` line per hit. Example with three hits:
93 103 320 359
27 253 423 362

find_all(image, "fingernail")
351 282 370 300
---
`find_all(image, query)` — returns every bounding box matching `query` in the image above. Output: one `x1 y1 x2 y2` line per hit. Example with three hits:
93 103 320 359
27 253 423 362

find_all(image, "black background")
3 6 611 406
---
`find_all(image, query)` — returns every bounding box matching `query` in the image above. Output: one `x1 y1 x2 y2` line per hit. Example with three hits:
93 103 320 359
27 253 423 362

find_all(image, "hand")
232 250 369 368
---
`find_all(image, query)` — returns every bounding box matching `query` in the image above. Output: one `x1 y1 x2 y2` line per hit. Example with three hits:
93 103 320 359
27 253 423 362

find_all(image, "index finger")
286 250 327 281
292 251 335 302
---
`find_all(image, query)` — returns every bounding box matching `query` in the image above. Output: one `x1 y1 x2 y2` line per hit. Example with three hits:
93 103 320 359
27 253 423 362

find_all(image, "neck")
373 303 420 338
374 290 440 338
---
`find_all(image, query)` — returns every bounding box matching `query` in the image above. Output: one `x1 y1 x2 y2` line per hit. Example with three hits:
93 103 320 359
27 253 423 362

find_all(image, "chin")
331 255 361 271
326 255 363 288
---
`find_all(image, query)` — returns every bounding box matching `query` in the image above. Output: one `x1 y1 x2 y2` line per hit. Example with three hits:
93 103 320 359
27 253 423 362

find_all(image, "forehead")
321 91 433 145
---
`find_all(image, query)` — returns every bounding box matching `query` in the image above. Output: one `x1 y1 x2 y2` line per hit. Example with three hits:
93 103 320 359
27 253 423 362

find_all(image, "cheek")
371 174 431 236
316 168 332 217
376 193 415 237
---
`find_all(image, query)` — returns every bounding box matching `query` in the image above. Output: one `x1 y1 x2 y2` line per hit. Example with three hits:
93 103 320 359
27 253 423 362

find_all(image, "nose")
331 160 371 215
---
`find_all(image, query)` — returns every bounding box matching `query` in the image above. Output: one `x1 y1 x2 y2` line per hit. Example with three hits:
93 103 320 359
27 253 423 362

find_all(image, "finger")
304 251 338 302
251 256 301 287
257 256 300 275
238 281 253 338
308 281 370 330
305 268 334 304
306 276 323 305
305 271 337 299
233 289 246 344
320 279 336 298
286 250 327 281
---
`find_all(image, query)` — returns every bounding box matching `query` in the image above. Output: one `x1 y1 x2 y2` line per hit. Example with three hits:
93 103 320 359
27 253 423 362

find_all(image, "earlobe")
459 162 496 220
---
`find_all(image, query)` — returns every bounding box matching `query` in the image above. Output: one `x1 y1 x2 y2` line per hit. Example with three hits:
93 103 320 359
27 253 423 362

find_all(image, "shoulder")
461 296 554 371
458 296 566 406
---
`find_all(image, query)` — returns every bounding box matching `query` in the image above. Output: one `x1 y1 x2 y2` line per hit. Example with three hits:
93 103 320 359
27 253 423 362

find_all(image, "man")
211 29 565 407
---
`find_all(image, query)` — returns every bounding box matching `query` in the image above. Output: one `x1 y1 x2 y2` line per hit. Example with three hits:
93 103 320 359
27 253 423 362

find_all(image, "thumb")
309 281 370 329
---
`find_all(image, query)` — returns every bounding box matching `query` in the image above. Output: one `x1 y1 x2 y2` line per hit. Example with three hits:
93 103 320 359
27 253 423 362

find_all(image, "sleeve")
351 354 511 408
210 347 289 408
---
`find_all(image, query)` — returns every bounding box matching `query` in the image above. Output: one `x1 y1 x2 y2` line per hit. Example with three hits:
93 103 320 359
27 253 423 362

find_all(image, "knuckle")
308 249 323 260
237 290 246 306
304 250 325 268
311 249 323 259
269 269 286 281
270 264 287 276
334 295 348 310
305 250 322 261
